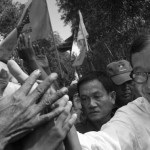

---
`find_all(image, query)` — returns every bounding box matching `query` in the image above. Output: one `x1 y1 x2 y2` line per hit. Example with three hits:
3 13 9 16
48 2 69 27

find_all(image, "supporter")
76 71 116 133
76 33 150 150
107 60 135 107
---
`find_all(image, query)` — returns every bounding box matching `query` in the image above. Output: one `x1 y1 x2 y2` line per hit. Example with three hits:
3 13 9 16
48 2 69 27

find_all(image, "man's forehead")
79 80 106 95
132 48 150 71
80 79 103 89
80 90 103 97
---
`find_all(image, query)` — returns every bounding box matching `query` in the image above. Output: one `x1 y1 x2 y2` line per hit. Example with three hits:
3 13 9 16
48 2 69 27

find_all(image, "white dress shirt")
78 97 150 150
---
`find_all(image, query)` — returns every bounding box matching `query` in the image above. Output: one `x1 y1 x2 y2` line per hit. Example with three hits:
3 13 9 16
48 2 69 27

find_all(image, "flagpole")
78 10 95 71
45 0 63 78
104 43 114 58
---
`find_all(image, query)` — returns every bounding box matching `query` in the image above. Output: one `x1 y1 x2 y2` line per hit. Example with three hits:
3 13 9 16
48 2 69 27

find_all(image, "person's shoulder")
111 97 145 123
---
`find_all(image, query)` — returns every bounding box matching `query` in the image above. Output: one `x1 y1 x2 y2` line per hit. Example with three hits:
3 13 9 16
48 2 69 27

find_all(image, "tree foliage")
56 0 150 72
0 0 24 37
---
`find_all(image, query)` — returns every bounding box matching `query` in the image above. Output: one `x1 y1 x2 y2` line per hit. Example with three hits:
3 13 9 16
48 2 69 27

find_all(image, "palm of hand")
36 55 49 68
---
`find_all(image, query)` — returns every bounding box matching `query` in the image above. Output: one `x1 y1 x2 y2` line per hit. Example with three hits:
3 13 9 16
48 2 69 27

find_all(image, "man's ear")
109 91 116 105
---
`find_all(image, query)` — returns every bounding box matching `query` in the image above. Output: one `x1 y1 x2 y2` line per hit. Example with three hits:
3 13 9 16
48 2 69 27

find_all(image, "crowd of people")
0 30 150 150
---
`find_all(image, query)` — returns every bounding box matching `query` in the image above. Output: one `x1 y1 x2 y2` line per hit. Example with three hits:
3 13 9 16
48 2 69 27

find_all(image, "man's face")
79 79 115 122
131 44 150 102
115 80 134 107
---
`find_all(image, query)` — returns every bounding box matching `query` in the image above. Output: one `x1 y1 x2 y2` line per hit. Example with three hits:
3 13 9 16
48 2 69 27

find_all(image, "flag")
72 10 88 67
21 0 52 41
0 0 52 61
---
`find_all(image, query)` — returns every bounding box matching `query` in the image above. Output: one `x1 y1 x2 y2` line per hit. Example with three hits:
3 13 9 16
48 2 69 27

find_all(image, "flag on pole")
72 10 88 67
0 0 52 61
21 0 52 41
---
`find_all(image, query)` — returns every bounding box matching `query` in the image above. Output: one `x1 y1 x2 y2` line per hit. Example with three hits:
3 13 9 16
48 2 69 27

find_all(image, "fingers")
7 59 28 84
56 101 72 127
41 47 46 55
15 69 41 96
27 35 32 48
63 113 77 132
29 73 57 103
32 107 64 127
51 91 68 109
19 34 26 47
36 87 68 113
49 85 56 95
33 44 40 55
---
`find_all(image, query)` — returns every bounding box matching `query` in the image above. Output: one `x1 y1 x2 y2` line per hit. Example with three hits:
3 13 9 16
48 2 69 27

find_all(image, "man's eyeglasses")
130 71 150 84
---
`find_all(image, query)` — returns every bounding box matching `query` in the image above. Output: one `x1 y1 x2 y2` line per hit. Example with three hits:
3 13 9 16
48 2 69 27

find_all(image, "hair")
77 71 115 95
130 34 150 64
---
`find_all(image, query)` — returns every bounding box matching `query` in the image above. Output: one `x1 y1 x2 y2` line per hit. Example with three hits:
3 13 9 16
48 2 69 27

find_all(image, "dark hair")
77 71 115 95
130 34 150 64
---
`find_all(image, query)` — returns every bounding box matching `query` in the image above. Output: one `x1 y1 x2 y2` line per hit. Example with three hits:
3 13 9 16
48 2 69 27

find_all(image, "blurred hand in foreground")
0 69 67 149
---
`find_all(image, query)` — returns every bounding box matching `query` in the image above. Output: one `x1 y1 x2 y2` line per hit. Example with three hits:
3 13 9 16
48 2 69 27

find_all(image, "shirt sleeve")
77 109 138 150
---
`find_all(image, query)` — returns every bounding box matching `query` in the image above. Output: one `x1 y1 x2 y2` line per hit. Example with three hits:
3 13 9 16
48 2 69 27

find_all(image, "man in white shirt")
77 34 150 150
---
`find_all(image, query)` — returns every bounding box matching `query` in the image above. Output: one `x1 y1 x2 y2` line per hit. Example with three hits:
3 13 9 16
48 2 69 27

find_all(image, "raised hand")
0 70 67 149
17 34 36 62
17 34 48 79
33 45 51 75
